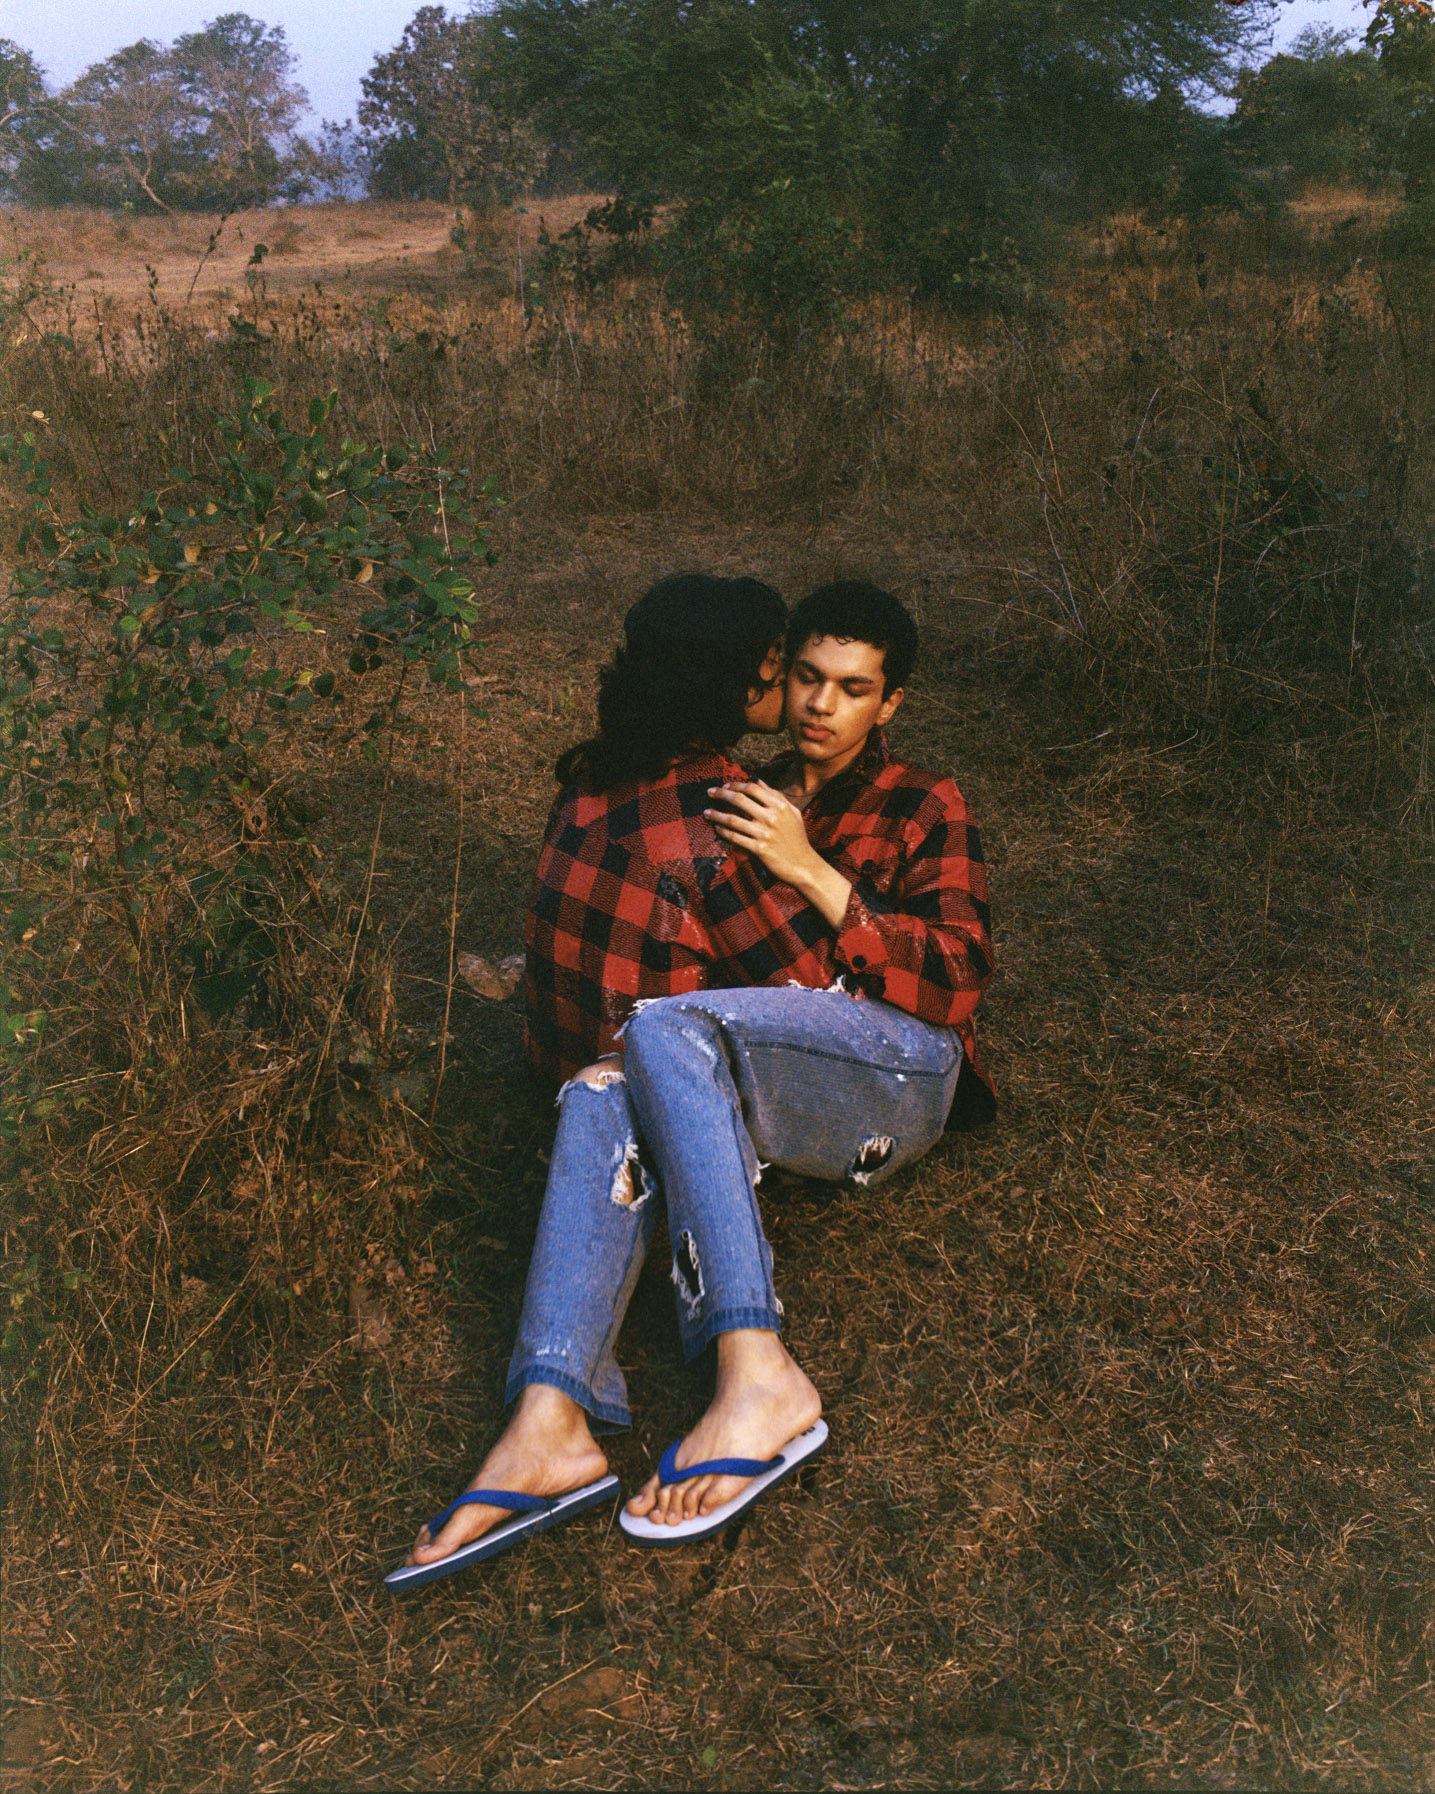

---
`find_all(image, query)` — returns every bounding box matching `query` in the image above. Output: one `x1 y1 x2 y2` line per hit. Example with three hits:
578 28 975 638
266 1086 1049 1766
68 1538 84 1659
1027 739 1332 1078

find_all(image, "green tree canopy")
170 13 314 207
358 5 542 207
1232 26 1403 185
6 13 316 211
58 40 195 214
0 39 50 198
494 0 1270 312
0 37 45 132
1364 0 1435 201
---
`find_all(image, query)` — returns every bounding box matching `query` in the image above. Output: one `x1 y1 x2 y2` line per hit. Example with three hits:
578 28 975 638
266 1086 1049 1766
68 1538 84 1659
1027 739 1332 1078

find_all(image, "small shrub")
0 379 498 1415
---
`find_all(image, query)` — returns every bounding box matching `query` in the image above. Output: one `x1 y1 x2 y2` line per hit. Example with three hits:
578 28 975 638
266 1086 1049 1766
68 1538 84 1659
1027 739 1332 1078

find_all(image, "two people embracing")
389 575 994 1587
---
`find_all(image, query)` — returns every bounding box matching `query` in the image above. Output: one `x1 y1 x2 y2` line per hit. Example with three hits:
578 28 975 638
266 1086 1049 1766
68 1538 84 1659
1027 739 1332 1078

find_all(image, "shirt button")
852 954 867 969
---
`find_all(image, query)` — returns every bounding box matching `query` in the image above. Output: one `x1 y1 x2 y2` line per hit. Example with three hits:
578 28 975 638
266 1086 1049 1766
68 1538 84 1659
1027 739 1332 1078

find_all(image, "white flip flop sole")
385 1473 622 1590
619 1419 828 1547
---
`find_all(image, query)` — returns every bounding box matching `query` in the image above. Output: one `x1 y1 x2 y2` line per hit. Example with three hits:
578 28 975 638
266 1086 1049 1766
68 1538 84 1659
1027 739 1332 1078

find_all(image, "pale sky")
0 0 1378 132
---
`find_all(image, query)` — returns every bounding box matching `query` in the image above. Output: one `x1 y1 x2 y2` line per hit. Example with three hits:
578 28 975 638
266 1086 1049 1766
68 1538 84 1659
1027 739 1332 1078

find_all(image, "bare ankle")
509 1382 596 1444
714 1327 803 1387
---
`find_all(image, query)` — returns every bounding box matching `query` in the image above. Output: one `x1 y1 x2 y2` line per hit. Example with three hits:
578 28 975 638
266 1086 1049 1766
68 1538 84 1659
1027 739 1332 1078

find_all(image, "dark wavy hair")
555 574 787 792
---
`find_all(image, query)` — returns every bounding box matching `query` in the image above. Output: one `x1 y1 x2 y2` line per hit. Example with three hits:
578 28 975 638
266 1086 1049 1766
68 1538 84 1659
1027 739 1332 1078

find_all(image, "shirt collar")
762 729 889 811
812 729 889 808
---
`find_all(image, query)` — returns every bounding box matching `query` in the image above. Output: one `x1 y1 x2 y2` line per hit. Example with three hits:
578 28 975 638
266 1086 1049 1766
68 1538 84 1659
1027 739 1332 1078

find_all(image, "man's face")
785 633 903 776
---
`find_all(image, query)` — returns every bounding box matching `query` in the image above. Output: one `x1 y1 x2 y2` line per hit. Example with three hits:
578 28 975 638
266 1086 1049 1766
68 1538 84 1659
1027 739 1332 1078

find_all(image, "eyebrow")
794 658 876 687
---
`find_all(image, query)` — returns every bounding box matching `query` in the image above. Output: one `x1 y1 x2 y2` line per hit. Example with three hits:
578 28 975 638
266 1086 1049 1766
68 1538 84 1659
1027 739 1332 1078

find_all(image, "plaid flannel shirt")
524 750 836 1084
756 734 996 1124
525 736 995 1122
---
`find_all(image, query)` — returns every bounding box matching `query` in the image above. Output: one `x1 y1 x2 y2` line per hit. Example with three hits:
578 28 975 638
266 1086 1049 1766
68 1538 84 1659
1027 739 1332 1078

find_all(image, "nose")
805 680 835 714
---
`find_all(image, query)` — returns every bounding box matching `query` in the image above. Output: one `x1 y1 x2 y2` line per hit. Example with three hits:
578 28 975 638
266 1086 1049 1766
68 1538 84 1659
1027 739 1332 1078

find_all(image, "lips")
799 722 831 742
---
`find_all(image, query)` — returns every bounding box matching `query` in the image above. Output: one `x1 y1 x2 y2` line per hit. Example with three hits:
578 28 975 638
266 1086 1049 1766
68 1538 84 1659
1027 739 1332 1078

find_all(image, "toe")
626 1477 660 1517
413 1523 458 1564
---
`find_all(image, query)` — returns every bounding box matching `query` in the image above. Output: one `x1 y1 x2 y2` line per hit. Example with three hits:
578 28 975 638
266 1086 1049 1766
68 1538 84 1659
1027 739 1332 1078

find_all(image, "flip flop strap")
658 1440 782 1486
427 1488 553 1535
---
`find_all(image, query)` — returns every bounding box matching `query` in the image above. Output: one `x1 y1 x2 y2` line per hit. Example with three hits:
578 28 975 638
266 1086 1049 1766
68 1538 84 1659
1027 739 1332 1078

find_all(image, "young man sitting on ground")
619 579 995 1538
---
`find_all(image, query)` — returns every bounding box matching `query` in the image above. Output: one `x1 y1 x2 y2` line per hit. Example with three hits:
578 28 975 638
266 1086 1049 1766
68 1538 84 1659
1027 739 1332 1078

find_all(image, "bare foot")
625 1329 821 1526
406 1384 608 1566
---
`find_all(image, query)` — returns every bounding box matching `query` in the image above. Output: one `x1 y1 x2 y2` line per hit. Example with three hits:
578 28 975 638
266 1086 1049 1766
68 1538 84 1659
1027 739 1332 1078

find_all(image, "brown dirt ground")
2 199 1432 1791
3 197 601 310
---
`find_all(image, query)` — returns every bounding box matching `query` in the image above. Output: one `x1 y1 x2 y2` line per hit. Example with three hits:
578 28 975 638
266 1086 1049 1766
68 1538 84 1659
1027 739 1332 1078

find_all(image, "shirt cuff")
834 889 888 976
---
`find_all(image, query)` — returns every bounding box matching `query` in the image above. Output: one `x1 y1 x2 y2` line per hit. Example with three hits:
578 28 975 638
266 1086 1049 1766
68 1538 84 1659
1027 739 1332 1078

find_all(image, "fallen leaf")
515 1664 643 1738
2 1704 58 1767
456 951 524 1000
349 1281 391 1354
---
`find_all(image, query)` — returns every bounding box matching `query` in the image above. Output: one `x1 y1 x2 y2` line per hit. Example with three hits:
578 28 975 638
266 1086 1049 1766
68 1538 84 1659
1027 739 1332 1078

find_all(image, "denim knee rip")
555 1063 627 1104
848 1134 896 1185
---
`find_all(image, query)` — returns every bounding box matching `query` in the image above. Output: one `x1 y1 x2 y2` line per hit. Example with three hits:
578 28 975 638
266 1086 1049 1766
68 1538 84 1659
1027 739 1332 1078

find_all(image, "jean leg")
712 990 963 1183
623 990 962 1359
504 1071 659 1426
622 1003 783 1359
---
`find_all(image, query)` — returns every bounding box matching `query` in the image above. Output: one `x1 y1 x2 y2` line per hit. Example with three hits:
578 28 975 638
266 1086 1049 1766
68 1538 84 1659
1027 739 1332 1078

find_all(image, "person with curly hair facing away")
391 572 844 1586
526 572 836 1083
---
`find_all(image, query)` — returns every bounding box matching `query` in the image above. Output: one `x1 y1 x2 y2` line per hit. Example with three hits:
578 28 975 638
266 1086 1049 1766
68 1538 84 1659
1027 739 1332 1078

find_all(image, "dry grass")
2 198 1433 1790
2 199 600 305
5 196 1430 753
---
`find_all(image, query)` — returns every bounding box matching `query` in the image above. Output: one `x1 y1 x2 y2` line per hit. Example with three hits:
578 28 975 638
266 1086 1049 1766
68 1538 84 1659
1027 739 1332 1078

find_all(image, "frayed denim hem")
681 1304 784 1362
504 1362 631 1430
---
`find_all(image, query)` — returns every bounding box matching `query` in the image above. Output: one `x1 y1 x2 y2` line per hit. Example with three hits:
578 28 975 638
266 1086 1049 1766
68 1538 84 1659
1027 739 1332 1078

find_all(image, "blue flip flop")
385 1474 622 1590
619 1419 828 1547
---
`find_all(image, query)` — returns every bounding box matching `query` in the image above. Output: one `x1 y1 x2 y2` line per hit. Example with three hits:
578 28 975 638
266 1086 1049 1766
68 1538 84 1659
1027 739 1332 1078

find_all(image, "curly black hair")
787 581 919 695
555 574 787 792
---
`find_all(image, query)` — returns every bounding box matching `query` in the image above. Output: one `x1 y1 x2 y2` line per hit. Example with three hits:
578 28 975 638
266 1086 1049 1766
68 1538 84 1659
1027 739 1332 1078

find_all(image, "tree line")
1 15 319 213
2 1 1432 309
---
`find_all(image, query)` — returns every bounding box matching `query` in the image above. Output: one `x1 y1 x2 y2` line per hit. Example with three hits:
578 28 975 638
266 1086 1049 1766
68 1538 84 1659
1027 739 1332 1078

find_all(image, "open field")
3 198 602 308
2 198 1433 1790
2 188 1396 310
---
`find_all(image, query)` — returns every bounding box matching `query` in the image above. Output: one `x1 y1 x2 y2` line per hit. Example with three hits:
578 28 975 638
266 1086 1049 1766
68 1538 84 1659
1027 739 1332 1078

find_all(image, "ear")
876 686 904 728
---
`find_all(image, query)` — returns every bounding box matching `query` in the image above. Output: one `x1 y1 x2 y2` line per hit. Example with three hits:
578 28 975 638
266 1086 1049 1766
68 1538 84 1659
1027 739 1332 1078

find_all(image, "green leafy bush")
0 375 495 1148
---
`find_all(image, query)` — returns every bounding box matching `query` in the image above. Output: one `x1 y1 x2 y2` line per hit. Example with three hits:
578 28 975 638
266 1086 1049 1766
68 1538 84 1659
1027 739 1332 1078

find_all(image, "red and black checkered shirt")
524 736 995 1120
524 750 836 1085
757 735 995 1123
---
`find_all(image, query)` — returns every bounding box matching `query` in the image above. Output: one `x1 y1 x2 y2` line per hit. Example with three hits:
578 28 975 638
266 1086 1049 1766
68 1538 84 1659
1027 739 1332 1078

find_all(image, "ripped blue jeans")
505 987 963 1426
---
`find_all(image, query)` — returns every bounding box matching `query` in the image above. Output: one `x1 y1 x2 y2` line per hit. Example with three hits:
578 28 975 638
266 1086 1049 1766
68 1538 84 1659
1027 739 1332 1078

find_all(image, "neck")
792 731 872 799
